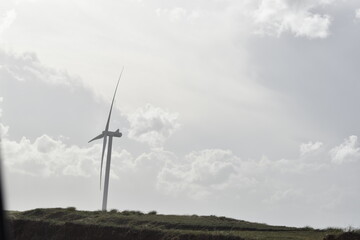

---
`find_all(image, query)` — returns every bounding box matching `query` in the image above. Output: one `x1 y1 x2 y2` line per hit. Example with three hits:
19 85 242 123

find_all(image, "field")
6 208 356 240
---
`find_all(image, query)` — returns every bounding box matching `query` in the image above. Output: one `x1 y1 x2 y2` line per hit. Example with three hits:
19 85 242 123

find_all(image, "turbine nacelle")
102 129 122 138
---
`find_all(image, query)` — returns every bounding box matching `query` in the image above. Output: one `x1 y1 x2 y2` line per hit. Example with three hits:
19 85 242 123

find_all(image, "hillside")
5 208 353 240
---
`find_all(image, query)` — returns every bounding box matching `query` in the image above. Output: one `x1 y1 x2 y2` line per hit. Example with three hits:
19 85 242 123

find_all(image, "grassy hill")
5 208 354 240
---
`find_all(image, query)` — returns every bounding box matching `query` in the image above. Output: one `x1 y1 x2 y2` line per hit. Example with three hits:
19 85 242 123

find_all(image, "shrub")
110 209 119 213
121 210 144 216
301 226 315 231
148 210 157 215
66 207 76 211
344 226 359 232
324 227 343 233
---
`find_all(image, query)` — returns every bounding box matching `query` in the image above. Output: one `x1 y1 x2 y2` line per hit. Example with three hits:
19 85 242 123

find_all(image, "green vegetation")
148 210 157 215
6 208 352 240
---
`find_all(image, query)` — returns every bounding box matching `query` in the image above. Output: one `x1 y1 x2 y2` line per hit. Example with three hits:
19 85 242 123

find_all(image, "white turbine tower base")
89 68 124 211
102 135 112 211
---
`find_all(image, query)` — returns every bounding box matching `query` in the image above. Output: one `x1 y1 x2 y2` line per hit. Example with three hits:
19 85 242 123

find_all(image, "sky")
0 0 360 229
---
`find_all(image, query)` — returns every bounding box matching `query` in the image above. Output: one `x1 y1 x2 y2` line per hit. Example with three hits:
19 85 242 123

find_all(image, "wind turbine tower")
89 68 124 211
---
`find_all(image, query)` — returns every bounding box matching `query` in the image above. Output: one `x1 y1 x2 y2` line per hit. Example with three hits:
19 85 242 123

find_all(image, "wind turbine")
89 67 124 211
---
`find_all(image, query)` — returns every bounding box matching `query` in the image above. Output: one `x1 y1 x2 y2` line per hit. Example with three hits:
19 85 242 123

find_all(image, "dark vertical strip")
0 137 10 240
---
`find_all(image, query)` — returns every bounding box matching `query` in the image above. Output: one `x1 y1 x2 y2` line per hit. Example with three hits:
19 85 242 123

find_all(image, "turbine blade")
100 136 107 190
89 133 104 143
105 67 124 131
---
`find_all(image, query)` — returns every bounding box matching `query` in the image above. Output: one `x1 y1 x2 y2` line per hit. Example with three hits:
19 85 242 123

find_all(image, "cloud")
109 148 176 194
156 137 360 201
156 7 186 21
0 96 3 117
3 120 360 227
0 49 126 146
184 149 238 185
356 8 360 19
2 127 100 177
2 120 173 180
266 188 303 204
329 135 360 164
2 124 173 197
248 0 332 39
0 97 7 138
158 149 239 195
127 104 180 147
0 123 9 138
300 141 323 155
156 7 200 22
157 149 241 199
0 49 81 86
0 9 16 37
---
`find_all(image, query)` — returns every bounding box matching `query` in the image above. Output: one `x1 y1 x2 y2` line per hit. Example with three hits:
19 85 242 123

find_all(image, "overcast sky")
1 0 360 229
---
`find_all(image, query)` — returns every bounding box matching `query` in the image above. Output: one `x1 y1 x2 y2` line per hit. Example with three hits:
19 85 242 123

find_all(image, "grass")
6 208 348 240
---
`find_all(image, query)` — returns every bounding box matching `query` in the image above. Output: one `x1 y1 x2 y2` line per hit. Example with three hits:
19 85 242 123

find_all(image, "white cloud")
0 97 7 137
0 49 82 86
0 9 16 37
1 122 172 180
300 141 323 155
3 130 100 177
0 49 117 146
156 7 200 22
127 104 180 148
0 123 9 138
156 7 185 21
266 188 303 204
109 149 176 192
249 0 332 39
184 149 239 185
156 136 360 201
35 134 61 153
356 8 360 19
0 96 3 117
157 149 240 199
2 123 360 227
329 135 360 164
